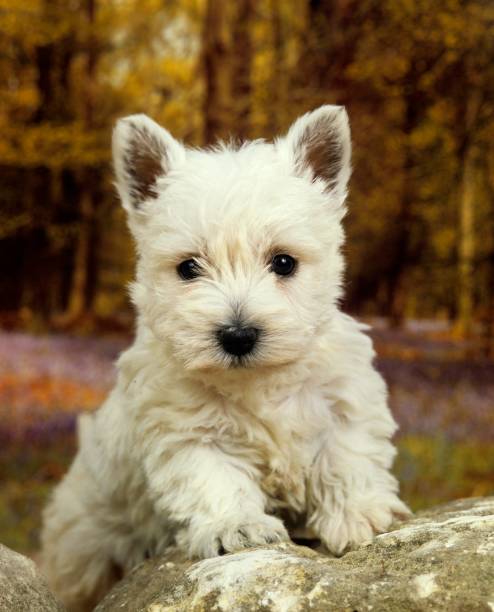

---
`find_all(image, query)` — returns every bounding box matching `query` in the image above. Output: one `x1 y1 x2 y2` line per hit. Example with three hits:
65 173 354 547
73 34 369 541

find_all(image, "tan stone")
95 496 494 612
0 544 63 612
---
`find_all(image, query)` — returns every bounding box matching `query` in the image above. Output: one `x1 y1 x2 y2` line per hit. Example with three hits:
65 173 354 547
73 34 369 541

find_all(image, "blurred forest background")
0 0 493 555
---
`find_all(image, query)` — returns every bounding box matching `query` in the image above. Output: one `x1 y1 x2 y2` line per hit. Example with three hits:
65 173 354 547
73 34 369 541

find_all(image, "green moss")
395 435 494 511
0 438 75 553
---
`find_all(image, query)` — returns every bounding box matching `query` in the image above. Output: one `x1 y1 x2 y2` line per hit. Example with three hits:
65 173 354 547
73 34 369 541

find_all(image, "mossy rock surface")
96 497 494 611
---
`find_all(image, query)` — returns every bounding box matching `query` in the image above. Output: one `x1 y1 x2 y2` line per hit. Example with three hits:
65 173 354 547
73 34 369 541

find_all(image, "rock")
96 497 494 612
0 544 63 612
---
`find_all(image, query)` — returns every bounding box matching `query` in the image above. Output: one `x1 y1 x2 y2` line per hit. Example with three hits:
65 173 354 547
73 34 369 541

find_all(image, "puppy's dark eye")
177 259 202 280
270 254 297 277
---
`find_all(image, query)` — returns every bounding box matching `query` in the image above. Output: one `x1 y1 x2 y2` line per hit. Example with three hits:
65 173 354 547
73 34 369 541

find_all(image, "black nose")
217 325 259 357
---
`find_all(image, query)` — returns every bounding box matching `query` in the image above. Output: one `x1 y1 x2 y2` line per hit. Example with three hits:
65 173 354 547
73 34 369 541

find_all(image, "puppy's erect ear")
112 114 186 213
283 105 351 203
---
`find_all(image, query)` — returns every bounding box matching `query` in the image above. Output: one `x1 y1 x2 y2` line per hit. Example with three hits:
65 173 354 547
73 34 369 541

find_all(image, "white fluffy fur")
40 106 410 611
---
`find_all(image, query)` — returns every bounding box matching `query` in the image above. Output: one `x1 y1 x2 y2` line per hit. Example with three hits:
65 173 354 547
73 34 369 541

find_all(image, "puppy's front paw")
311 493 411 556
179 513 289 558
218 514 289 553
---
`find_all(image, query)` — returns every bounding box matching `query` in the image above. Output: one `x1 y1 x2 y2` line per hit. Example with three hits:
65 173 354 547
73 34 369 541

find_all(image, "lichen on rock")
92 497 494 611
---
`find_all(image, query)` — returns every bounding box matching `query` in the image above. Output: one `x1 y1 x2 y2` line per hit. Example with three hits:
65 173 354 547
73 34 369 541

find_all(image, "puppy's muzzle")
217 325 259 357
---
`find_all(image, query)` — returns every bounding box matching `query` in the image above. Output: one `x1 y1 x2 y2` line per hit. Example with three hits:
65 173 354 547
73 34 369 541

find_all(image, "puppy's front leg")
308 421 410 555
143 441 288 558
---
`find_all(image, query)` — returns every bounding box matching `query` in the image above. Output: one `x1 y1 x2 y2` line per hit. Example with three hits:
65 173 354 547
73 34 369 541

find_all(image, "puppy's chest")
228 389 329 511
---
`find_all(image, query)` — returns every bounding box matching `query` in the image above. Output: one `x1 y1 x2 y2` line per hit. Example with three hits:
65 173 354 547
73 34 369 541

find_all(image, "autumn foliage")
0 0 493 346
1 0 494 554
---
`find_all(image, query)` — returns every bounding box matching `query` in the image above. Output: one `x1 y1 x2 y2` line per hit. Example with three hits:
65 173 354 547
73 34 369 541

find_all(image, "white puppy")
41 106 410 611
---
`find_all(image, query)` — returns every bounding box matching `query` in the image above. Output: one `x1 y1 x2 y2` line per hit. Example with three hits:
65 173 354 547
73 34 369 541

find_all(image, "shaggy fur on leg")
40 105 410 610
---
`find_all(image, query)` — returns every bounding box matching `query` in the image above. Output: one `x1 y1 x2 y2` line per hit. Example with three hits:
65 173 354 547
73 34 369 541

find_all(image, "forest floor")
0 324 493 554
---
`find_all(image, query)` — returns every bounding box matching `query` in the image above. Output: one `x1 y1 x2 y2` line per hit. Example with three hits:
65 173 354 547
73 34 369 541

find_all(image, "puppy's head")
113 106 351 372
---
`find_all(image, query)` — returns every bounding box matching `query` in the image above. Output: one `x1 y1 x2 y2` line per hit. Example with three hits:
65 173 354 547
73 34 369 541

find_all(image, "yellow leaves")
434 226 456 260
0 0 204 162
410 121 439 151
349 46 402 83
0 0 42 43
0 213 31 239
0 84 39 121
160 57 195 87
0 0 80 47
0 124 108 168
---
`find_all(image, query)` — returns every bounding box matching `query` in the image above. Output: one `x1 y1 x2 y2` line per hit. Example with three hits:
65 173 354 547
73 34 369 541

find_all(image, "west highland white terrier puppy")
41 105 410 611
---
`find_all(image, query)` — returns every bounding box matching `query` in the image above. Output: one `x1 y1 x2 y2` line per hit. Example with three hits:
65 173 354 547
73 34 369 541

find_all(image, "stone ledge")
0 544 63 612
95 496 494 612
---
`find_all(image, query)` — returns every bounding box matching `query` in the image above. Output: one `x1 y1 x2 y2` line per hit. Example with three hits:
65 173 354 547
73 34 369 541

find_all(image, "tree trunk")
454 86 482 337
27 0 77 323
482 250 494 358
65 184 93 321
481 150 494 357
202 0 231 144
455 144 477 337
62 0 98 325
296 0 361 109
386 88 420 328
267 0 285 136
231 0 254 140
